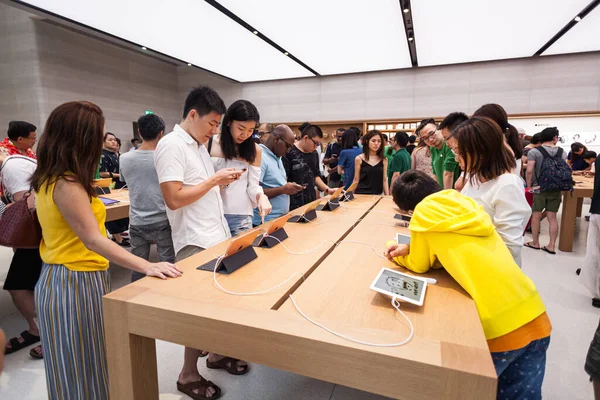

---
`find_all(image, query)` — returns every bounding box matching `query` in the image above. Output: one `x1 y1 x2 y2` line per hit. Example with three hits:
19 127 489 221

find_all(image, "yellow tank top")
36 180 109 271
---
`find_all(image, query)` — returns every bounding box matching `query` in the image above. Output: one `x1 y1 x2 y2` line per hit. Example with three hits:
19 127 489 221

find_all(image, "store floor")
1 206 599 399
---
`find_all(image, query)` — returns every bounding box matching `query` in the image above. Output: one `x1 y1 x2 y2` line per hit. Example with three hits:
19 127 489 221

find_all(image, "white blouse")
210 135 264 216
461 173 531 267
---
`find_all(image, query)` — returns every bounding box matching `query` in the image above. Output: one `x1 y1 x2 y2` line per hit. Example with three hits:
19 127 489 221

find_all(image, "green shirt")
384 145 396 166
388 148 411 186
430 143 460 188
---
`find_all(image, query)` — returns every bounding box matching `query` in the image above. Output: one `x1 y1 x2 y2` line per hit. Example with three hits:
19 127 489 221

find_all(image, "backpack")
535 147 573 192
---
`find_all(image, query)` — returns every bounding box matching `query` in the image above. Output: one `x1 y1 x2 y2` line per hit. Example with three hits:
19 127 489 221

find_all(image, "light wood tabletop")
559 175 595 252
103 195 496 400
100 189 130 222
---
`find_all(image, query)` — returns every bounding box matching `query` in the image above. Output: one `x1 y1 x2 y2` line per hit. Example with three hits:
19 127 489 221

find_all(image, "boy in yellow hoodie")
385 170 551 400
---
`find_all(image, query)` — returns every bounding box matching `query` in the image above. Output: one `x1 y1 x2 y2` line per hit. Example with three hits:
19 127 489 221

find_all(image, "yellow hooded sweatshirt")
390 190 547 341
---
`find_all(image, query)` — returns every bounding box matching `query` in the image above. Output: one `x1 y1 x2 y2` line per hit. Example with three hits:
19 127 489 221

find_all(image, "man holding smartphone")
283 124 336 210
155 86 246 399
323 127 344 188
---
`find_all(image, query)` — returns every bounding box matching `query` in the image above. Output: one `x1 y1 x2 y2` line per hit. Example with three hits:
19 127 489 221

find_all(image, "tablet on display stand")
370 268 428 306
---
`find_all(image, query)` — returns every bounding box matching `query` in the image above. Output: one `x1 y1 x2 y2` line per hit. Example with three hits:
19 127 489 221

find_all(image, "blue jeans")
225 214 253 237
491 336 550 400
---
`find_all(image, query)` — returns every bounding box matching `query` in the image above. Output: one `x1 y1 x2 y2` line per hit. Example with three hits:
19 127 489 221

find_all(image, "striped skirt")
34 263 110 400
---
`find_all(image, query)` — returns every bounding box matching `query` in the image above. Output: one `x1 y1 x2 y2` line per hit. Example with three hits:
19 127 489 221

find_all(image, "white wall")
237 53 600 123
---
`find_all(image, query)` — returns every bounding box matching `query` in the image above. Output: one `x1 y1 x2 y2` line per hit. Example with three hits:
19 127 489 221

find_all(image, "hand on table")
146 262 183 280
384 243 410 260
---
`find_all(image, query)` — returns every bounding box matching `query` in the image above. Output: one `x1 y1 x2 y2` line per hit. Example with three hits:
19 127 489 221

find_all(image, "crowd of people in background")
0 86 599 400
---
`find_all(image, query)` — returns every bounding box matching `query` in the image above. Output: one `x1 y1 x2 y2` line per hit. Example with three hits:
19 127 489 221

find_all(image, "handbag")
0 190 42 248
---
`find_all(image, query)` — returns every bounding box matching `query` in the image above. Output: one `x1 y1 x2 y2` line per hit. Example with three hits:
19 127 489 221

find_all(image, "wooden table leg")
576 197 584 217
103 297 159 400
559 192 578 252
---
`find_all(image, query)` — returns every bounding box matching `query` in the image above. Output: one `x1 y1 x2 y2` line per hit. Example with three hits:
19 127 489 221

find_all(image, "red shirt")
0 138 36 159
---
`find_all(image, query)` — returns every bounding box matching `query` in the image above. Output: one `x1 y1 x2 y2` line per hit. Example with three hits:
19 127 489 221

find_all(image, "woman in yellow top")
31 101 182 400
384 170 551 400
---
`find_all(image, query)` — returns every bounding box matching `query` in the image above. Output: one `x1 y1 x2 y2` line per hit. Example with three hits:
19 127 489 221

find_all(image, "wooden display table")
559 176 595 252
100 189 130 222
102 195 496 400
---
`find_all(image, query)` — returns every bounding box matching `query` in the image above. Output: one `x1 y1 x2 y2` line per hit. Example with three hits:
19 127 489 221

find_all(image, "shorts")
176 245 205 262
224 214 252 237
3 248 43 291
586 319 600 380
532 191 562 213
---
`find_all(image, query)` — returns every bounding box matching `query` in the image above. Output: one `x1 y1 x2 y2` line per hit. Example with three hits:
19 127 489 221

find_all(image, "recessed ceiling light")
253 30 258 34
141 46 147 50
574 16 581 22
403 8 409 13
187 63 192 66
284 52 289 56
408 37 414 42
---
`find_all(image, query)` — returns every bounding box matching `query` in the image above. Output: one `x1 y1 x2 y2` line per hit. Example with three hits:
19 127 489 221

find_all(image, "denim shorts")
224 214 253 237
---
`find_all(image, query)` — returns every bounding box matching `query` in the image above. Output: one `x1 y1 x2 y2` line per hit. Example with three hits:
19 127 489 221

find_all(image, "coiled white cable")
289 295 414 347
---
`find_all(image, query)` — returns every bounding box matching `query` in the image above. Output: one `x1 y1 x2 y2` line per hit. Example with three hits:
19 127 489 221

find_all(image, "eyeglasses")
420 132 437 142
307 136 321 147
275 134 294 149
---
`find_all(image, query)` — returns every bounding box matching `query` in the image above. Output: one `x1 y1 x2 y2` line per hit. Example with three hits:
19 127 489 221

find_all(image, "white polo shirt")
155 124 230 254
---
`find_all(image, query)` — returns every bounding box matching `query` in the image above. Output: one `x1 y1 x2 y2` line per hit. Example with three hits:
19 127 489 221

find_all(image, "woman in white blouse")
210 100 272 236
453 116 531 267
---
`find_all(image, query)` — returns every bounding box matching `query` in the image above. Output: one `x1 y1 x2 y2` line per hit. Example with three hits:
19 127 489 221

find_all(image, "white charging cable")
289 294 414 347
263 234 333 255
212 253 302 296
335 240 388 260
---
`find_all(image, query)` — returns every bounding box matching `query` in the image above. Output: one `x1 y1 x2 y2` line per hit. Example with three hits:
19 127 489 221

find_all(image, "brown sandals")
177 377 222 400
206 357 249 375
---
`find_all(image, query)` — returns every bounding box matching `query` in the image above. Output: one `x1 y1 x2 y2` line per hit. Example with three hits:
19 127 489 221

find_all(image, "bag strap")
536 146 551 159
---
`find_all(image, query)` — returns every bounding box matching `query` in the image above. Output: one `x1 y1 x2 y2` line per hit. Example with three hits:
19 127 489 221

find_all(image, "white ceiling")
18 0 600 82
21 0 313 82
545 7 600 56
218 0 413 76
411 0 591 67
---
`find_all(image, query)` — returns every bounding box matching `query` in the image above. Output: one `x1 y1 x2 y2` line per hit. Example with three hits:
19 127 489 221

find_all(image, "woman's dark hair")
454 116 516 185
341 129 358 150
382 133 388 141
530 133 541 145
415 118 437 137
362 130 385 161
583 151 597 160
31 101 105 198
473 103 522 159
220 99 260 163
7 121 36 140
570 142 588 164
392 170 441 212
394 131 409 148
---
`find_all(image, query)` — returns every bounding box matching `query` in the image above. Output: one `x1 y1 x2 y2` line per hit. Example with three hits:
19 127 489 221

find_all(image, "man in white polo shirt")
155 86 245 399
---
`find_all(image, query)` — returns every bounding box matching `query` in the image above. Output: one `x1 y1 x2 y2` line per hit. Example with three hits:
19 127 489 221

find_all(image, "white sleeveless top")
210 135 263 216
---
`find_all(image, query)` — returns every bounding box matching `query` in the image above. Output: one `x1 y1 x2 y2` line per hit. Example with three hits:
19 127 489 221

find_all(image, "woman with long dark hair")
454 116 531 267
354 130 390 195
209 100 272 235
568 142 589 171
473 103 523 174
31 101 181 399
337 129 362 189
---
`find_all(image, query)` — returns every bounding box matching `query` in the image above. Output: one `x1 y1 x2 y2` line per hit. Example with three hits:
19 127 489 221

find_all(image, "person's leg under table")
546 212 559 253
129 224 152 282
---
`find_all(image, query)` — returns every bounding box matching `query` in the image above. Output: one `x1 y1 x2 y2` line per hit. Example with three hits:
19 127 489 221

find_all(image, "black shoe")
576 268 581 275
113 238 130 247
593 298 600 308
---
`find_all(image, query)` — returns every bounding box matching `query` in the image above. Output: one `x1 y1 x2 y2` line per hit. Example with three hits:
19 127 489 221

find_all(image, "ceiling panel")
412 0 591 67
21 0 314 82
544 7 600 55
218 0 413 75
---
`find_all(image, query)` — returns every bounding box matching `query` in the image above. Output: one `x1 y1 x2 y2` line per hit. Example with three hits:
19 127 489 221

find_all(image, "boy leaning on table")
384 170 551 400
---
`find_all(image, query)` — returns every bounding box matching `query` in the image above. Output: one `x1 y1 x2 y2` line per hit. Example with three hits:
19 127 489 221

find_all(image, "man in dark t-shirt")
323 128 344 188
283 125 336 210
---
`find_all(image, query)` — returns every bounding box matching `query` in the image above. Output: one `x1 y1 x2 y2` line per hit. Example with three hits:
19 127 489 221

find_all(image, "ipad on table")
370 268 428 306
197 229 262 273
344 181 358 194
99 197 120 206
396 233 410 245
289 198 322 222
